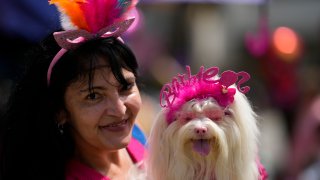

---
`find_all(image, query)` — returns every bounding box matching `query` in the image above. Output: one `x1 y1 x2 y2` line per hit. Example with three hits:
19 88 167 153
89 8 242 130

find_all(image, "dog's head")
147 66 259 180
147 90 259 180
155 89 258 160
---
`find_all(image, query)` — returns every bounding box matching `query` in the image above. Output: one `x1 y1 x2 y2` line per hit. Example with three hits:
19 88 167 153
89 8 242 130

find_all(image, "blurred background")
1 0 320 179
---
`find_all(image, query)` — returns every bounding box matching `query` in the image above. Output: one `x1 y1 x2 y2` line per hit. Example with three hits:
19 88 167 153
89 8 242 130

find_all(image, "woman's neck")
74 146 133 178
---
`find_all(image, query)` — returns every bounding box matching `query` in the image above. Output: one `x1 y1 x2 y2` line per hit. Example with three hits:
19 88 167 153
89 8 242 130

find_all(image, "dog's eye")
185 117 192 121
224 109 233 116
209 116 221 121
204 110 223 121
179 113 195 122
178 111 197 122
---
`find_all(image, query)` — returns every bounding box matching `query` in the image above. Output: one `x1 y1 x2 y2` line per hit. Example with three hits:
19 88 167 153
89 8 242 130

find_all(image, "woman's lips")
99 119 130 132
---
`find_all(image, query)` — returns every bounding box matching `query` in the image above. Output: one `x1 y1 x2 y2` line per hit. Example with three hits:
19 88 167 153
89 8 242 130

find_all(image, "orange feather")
49 0 89 30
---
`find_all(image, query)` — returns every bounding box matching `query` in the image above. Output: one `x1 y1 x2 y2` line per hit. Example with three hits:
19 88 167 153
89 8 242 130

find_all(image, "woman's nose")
106 96 127 117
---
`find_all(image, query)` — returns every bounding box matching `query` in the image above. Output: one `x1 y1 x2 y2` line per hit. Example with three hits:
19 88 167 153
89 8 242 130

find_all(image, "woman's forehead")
95 68 135 83
72 67 134 89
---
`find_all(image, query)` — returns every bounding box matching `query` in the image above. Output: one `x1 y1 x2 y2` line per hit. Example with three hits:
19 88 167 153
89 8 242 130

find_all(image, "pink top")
65 138 145 180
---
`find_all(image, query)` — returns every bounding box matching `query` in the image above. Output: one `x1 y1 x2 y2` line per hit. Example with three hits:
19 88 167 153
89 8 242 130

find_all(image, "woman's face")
63 63 141 152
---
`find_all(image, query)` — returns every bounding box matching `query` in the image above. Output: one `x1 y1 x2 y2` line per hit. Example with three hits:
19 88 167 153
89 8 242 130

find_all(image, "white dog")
146 66 266 180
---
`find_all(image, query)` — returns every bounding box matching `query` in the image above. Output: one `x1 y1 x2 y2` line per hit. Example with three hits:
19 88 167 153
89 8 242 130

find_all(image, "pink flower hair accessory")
47 0 138 86
159 66 251 124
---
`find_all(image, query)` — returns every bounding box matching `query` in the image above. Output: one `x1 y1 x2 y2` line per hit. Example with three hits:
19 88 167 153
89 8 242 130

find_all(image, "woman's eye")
120 82 134 92
86 92 100 100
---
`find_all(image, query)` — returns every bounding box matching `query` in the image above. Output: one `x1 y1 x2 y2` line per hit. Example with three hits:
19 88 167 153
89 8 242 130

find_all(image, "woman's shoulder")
65 124 146 180
65 159 110 180
65 134 146 180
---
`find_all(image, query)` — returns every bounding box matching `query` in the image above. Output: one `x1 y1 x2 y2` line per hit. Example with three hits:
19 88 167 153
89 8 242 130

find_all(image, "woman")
0 0 147 179
0 34 146 179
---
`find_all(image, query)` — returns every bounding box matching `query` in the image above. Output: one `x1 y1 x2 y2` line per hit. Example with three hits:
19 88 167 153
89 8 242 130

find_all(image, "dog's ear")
146 110 171 179
148 111 168 143
230 91 260 179
232 91 259 141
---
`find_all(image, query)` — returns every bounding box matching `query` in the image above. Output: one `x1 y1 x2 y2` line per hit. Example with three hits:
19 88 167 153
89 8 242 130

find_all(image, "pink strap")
127 138 145 163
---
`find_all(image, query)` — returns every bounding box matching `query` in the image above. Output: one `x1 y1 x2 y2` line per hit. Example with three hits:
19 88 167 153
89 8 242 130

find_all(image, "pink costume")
65 138 145 180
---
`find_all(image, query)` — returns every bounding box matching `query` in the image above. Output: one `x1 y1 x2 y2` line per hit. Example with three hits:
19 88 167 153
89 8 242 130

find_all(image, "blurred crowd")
1 0 320 180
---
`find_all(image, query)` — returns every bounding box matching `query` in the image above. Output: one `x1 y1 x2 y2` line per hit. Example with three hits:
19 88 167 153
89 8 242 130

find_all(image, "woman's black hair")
0 35 138 180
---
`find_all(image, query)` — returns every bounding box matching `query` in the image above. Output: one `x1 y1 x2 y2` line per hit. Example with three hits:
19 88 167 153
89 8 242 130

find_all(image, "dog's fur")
146 90 260 180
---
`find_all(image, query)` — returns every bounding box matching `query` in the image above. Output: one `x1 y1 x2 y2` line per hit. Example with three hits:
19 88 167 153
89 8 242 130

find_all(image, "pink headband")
159 66 251 124
47 18 134 86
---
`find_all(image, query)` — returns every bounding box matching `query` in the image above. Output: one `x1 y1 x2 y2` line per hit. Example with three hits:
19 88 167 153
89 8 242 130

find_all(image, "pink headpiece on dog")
159 66 251 124
47 0 138 85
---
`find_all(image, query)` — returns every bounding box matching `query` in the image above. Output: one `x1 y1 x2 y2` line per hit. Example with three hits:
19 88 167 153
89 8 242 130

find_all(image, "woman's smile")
99 119 131 132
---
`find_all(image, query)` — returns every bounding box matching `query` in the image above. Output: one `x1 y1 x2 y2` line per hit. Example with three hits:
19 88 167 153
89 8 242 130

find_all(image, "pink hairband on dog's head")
47 0 138 86
159 65 251 124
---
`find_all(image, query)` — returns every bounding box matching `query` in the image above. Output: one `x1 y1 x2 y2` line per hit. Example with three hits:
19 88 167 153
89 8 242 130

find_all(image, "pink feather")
166 81 236 124
79 0 136 33
50 0 138 33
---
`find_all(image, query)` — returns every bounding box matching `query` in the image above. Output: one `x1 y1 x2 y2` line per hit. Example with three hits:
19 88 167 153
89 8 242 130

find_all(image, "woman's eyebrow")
78 75 136 92
79 86 106 93
124 76 136 81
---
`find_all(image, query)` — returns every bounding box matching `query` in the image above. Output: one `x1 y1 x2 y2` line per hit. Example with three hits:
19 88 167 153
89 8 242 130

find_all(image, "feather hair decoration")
49 0 138 33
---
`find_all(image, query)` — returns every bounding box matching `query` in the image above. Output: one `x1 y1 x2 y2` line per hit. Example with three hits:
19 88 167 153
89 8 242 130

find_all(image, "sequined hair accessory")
159 65 251 124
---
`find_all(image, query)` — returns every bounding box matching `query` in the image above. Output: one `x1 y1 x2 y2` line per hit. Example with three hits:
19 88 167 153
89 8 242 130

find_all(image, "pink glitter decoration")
47 18 134 85
159 66 251 124
53 18 134 50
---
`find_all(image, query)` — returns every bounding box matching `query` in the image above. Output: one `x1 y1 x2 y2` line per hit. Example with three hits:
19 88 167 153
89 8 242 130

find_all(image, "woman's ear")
56 110 67 125
56 110 68 135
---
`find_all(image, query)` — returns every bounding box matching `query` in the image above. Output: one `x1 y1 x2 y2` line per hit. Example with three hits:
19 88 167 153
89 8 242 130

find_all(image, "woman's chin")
108 134 132 150
101 128 133 150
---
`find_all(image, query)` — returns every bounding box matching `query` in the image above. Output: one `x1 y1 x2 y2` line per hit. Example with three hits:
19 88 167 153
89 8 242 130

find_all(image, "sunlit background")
1 0 320 179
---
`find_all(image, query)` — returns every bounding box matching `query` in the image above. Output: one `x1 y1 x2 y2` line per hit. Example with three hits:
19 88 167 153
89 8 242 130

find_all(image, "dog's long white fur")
146 90 260 180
